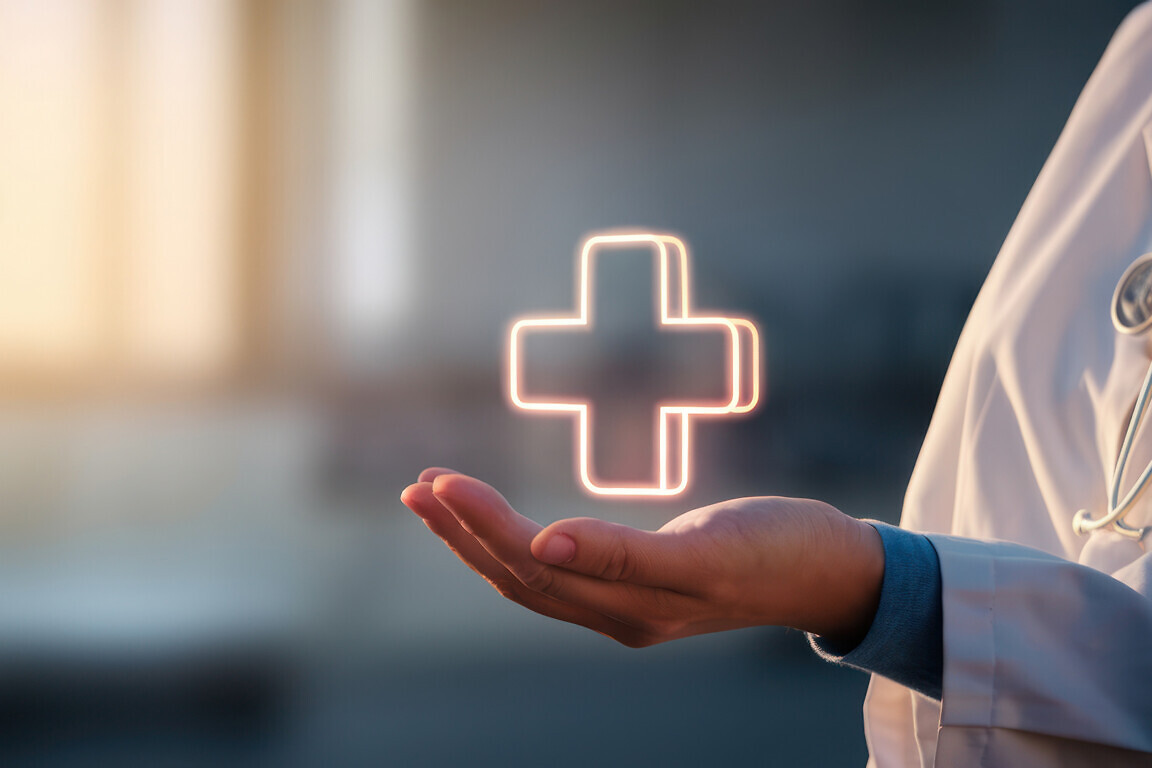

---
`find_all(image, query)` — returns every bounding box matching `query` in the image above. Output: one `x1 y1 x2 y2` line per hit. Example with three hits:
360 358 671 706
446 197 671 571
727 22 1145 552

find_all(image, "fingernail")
536 533 576 564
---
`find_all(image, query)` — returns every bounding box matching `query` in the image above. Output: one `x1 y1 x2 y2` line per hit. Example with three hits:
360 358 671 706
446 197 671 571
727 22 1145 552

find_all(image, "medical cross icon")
508 233 761 496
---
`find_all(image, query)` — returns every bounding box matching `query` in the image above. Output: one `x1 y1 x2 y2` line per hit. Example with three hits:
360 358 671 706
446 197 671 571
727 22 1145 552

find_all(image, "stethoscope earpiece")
1112 252 1152 335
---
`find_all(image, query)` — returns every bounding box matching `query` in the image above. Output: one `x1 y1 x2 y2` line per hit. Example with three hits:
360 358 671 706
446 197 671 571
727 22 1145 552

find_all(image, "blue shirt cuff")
807 522 943 700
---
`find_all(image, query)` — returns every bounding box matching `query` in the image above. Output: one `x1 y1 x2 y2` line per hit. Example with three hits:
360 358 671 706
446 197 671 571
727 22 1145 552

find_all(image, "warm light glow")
121 0 240 376
0 0 108 372
508 232 762 496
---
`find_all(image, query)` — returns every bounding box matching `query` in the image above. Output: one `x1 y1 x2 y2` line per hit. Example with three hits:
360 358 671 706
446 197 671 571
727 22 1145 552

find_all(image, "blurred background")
0 0 1144 765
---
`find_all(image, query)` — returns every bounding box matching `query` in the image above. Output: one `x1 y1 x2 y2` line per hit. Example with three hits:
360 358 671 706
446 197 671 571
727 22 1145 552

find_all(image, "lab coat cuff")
924 534 1152 752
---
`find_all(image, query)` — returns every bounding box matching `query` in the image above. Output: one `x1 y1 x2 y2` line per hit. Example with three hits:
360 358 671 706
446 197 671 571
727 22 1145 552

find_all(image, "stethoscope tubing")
1073 359 1152 543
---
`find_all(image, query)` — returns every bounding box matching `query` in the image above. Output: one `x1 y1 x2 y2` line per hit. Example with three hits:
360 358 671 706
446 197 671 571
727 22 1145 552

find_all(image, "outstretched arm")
401 467 885 648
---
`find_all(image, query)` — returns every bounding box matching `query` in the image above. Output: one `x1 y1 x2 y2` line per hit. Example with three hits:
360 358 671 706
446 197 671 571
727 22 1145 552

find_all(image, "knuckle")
600 542 634 582
517 563 559 595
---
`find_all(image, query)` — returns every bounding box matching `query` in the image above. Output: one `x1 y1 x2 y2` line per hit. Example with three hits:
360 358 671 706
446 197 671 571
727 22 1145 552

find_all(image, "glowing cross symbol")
508 232 762 496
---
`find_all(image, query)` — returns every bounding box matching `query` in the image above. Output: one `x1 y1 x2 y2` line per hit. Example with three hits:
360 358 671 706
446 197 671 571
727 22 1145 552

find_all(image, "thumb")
531 518 691 591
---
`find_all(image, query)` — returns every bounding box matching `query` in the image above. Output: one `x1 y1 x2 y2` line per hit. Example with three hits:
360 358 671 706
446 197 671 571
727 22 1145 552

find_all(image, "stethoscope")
1072 253 1152 544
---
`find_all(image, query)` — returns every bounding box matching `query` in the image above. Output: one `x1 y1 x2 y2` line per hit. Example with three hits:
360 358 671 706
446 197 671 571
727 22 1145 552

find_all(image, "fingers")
418 466 460 483
428 472 546 565
401 480 653 646
531 518 700 594
401 481 509 582
429 474 701 629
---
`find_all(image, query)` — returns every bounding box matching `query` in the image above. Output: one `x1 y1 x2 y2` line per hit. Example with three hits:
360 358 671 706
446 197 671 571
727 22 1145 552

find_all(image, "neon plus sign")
508 232 762 496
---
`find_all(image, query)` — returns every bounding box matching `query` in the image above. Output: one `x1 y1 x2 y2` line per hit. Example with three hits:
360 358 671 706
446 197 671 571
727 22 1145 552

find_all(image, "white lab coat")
866 3 1152 766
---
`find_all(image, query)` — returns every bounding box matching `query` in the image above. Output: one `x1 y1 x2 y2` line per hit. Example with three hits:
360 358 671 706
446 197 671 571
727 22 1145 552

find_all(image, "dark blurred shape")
0 647 289 766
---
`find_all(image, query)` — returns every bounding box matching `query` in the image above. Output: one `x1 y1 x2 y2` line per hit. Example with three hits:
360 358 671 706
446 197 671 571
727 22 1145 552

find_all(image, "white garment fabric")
867 3 1152 765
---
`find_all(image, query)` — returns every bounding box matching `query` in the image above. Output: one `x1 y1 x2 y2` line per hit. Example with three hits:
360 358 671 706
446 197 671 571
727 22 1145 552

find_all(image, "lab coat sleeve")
927 534 1152 756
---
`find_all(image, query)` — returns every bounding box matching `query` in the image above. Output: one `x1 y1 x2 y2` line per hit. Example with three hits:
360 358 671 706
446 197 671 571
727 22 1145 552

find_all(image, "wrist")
804 515 885 645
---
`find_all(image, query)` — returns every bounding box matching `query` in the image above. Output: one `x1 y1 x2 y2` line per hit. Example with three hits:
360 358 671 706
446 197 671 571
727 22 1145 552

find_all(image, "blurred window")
120 0 241 380
0 0 112 379
0 0 239 390
0 0 416 395
324 0 414 373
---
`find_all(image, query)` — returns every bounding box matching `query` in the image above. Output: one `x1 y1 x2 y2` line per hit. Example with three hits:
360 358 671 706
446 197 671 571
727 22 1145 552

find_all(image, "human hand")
401 468 884 648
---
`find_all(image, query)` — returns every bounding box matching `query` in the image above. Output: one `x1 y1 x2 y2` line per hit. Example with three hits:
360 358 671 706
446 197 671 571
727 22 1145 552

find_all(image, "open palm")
402 468 883 648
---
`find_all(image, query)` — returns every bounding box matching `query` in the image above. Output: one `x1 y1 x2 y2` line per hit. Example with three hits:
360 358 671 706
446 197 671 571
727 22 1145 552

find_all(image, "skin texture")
401 467 885 649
